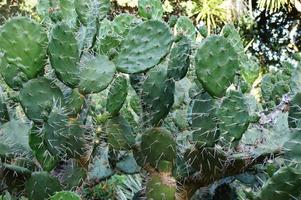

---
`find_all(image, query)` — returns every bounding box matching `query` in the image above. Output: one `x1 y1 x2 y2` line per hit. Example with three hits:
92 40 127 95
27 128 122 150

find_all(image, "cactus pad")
48 23 80 87
195 35 239 97
138 0 163 19
139 128 176 169
79 55 116 94
43 105 69 157
19 77 64 122
0 17 48 90
106 75 128 115
141 64 175 126
175 16 196 40
216 90 250 143
288 93 301 128
190 92 219 147
29 124 58 171
167 36 191 81
25 171 62 200
258 166 301 200
105 115 135 151
146 175 176 200
116 20 173 73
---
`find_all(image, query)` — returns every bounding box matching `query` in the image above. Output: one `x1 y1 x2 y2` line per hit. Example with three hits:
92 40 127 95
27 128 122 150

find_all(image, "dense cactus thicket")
1 0 301 200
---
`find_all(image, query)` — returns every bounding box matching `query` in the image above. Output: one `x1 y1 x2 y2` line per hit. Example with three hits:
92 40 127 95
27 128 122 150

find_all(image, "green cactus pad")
0 90 9 124
29 124 58 171
284 129 301 166
116 20 173 74
74 0 90 25
50 191 81 200
221 24 244 54
19 77 64 122
0 17 48 90
217 90 250 143
241 55 260 85
98 34 121 58
106 75 128 115
88 146 113 181
288 93 301 128
195 35 239 97
138 0 163 19
174 16 196 40
261 71 290 109
25 171 62 200
146 175 176 200
49 0 77 27
257 166 301 200
2 163 32 176
65 119 89 159
105 115 135 150
116 154 140 174
75 0 102 50
139 128 176 169
64 88 85 116
48 23 80 87
167 36 191 81
79 55 116 94
43 105 69 157
113 14 141 37
0 119 31 156
141 64 175 126
60 159 87 190
184 147 227 182
190 92 219 147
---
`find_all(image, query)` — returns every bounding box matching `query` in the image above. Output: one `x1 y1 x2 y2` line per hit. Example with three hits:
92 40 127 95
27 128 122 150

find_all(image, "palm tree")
258 0 301 12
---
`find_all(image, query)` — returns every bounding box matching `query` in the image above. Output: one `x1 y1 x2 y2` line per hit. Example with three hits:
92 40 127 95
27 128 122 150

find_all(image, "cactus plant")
1 1 301 199
0 17 48 90
195 35 240 97
116 20 173 74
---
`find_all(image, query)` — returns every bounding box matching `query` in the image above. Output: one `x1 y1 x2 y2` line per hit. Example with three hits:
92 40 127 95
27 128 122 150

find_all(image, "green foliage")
1 0 301 199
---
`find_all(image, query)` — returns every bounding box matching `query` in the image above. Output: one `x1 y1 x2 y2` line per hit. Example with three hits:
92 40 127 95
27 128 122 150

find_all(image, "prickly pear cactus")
138 0 163 20
19 77 64 122
216 90 251 143
106 75 128 115
190 91 219 147
167 35 191 81
141 64 175 126
0 17 48 90
1 0 301 199
48 23 80 87
25 172 62 200
116 20 173 73
137 128 176 171
78 55 116 94
195 35 239 97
